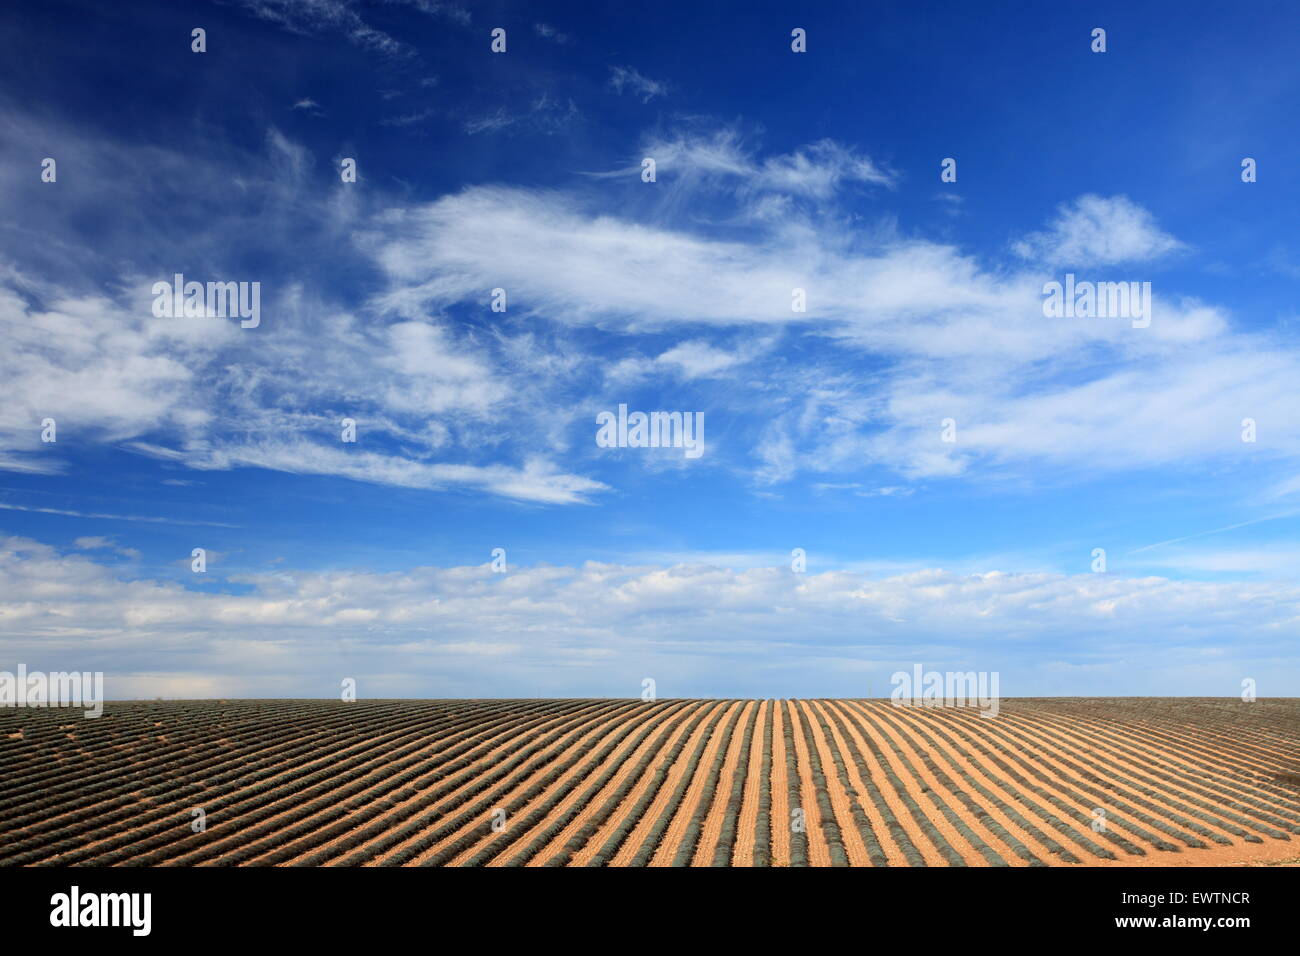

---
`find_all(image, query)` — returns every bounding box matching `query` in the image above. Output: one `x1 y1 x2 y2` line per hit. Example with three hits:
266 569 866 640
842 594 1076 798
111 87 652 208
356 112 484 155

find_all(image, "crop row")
2 698 1296 866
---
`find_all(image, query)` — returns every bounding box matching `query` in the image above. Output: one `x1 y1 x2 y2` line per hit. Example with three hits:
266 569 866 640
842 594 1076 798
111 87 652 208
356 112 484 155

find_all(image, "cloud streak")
2 535 1295 697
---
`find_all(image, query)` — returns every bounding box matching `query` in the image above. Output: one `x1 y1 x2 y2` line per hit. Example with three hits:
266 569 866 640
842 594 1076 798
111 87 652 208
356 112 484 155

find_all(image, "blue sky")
1 0 1298 698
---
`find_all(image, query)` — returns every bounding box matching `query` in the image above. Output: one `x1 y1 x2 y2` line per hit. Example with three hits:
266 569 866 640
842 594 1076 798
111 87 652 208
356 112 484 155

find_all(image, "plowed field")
2 698 1297 867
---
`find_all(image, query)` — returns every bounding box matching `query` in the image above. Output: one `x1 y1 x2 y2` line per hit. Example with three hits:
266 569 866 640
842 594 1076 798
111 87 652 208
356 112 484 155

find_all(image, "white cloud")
1013 194 1184 266
605 338 770 384
464 108 515 134
0 282 229 473
2 535 1295 696
169 441 607 504
534 22 570 44
235 0 471 56
4 101 1297 501
656 340 751 378
608 66 668 102
754 139 895 196
614 129 895 196
463 94 578 136
236 0 411 57
0 270 606 503
0 503 238 528
361 179 1300 488
381 107 436 128
812 483 914 498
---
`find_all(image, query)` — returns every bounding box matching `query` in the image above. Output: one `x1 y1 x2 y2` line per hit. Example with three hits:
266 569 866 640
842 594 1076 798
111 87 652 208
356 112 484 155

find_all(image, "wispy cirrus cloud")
359 170 1300 492
4 94 1299 509
463 93 580 136
235 0 470 56
235 0 410 57
0 503 239 528
608 65 668 102
534 22 570 44
150 440 607 505
590 128 895 197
